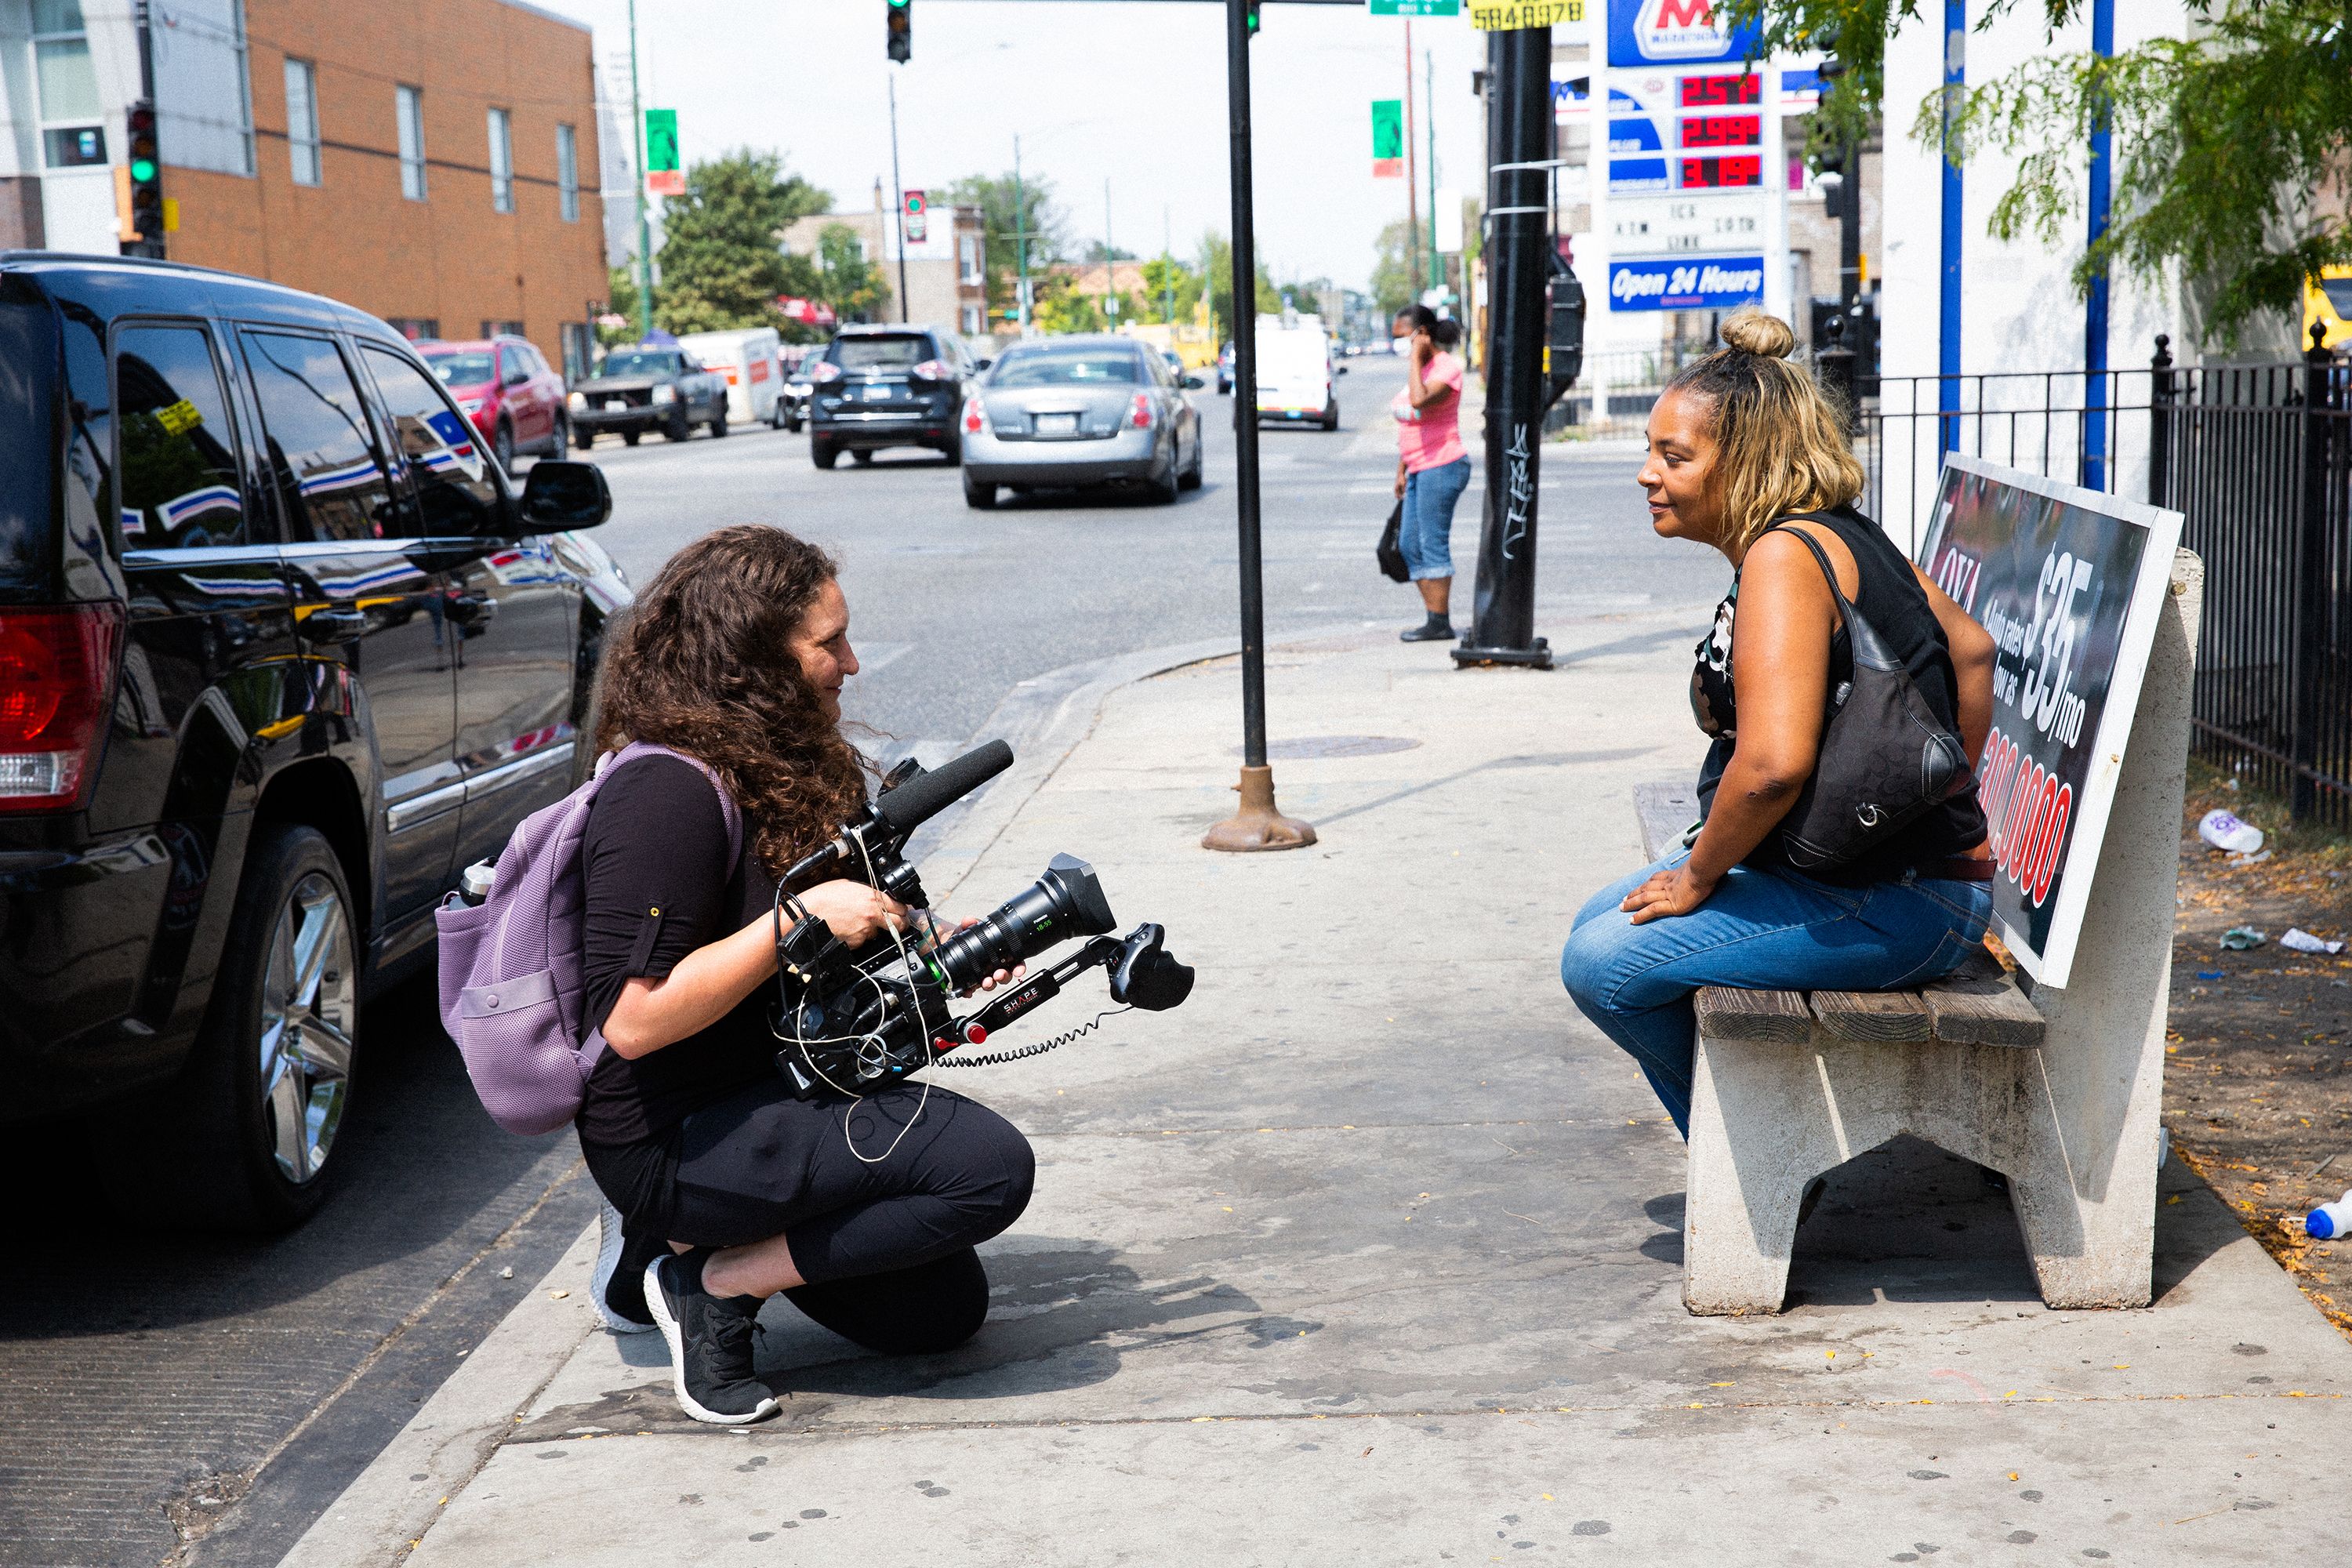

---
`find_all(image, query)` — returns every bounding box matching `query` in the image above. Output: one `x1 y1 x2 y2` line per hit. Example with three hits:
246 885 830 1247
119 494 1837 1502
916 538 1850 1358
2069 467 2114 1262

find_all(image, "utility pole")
888 74 911 323
1403 20 1421 300
1013 134 1031 335
1452 22 1552 671
1163 204 1175 325
627 0 652 339
1425 45 1439 296
1203 0 1312 853
1104 179 1116 325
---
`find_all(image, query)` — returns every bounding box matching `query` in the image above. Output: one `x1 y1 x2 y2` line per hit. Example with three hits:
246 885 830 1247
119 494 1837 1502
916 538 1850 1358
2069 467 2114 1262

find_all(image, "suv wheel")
493 419 515 471
665 408 692 441
851 448 875 466
710 408 729 437
938 432 964 468
572 419 595 451
622 429 642 446
811 437 839 470
98 824 358 1230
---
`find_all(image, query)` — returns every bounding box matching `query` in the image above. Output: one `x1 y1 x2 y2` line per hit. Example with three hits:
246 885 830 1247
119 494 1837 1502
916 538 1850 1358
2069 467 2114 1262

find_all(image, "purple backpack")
434 743 740 1135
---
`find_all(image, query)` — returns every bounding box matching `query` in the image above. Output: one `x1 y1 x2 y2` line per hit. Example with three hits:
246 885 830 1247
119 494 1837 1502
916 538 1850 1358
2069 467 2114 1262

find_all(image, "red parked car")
419 336 570 471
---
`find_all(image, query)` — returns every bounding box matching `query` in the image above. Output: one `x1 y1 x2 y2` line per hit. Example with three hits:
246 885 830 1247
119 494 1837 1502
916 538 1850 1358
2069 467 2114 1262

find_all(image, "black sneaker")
591 1200 659 1335
643 1251 779 1425
1399 619 1456 642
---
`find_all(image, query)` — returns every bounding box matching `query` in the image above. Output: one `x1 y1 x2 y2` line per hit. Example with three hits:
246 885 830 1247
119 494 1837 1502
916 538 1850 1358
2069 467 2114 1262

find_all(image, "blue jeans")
1399 456 1471 580
1559 853 1991 1138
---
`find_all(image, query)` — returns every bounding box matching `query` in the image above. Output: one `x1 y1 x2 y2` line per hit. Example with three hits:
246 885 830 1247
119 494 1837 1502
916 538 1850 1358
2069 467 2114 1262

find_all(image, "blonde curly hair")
1666 307 1865 554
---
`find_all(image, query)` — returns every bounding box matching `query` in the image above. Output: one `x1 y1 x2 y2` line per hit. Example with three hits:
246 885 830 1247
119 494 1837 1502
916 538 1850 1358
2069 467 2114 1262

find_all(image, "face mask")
1393 336 1414 355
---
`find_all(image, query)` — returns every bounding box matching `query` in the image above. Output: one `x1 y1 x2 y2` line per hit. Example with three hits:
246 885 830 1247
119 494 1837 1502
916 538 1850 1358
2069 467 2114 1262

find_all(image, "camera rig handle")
932 924 1192 1057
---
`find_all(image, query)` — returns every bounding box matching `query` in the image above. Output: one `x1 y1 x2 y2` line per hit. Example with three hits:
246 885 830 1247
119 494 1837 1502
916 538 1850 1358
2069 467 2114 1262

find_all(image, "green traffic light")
129 158 156 183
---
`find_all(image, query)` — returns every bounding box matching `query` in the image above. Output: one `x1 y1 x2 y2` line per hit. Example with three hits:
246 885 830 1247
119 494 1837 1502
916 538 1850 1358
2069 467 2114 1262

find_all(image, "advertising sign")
1606 73 1765 194
1919 456 2185 987
1610 194 1759 256
1609 0 1760 67
1608 255 1763 310
644 108 682 196
1372 99 1404 177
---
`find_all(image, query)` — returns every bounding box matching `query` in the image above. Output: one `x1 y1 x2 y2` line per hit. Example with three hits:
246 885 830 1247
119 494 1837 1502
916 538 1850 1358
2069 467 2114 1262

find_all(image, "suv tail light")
963 396 985 434
912 358 955 383
1128 392 1155 429
0 604 122 812
808 361 844 384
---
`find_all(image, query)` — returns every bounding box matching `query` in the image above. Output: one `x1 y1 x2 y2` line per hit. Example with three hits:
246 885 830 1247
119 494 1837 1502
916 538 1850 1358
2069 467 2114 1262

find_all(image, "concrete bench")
1631 551 2201 1315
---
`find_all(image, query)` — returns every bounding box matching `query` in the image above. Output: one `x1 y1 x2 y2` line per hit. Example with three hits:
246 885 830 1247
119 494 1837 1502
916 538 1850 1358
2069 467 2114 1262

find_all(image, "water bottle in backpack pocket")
434 743 739 1135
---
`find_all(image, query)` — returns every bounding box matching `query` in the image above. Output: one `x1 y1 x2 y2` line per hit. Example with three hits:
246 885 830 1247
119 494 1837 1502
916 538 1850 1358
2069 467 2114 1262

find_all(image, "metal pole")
1425 45 1439 295
1014 134 1030 335
1937 0 1965 457
1104 178 1115 325
888 74 911 324
2147 332 2173 510
1452 24 1552 670
2291 321 2330 821
1403 20 1421 300
628 0 652 339
2082 0 2114 492
1203 0 1312 853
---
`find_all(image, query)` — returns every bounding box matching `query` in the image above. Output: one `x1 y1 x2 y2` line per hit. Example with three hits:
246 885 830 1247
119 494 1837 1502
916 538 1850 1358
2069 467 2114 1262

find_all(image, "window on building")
481 320 525 340
285 57 321 186
961 303 984 336
958 233 983 287
397 85 426 201
31 0 105 169
152 0 254 177
114 325 248 550
559 322 591 383
488 107 513 213
384 318 440 343
557 123 579 223
240 330 399 543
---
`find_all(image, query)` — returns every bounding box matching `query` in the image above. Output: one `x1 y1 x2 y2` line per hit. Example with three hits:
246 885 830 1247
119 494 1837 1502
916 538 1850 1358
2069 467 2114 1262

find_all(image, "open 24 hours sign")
1920 456 2183 988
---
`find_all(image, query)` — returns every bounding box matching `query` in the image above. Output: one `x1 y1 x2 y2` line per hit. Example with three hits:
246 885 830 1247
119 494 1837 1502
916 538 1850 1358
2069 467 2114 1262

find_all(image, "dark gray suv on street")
806 325 978 469
0 252 628 1229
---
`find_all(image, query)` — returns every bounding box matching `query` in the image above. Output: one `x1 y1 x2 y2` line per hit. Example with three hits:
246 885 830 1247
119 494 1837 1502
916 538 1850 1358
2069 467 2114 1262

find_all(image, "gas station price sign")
1679 73 1760 107
1679 113 1760 149
1680 155 1762 188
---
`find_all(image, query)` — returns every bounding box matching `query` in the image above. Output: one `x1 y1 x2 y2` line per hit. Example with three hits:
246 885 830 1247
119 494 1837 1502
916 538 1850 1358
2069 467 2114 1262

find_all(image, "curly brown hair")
593 525 871 875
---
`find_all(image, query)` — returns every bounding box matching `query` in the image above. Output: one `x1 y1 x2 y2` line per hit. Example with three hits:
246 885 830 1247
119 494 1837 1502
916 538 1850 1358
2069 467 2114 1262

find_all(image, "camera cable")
930 1007 1132 1069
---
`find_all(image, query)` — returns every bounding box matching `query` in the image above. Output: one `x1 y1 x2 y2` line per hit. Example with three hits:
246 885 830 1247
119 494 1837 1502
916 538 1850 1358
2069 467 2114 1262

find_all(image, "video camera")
770 740 1193 1099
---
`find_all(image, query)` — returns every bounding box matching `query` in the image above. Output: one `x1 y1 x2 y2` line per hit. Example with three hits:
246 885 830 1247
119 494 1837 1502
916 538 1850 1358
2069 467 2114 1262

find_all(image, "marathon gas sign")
1608 0 1761 67
1608 256 1763 310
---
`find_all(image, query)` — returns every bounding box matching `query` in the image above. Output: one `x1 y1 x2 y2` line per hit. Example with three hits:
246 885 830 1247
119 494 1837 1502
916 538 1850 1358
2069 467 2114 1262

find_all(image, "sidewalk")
286 617 2351 1566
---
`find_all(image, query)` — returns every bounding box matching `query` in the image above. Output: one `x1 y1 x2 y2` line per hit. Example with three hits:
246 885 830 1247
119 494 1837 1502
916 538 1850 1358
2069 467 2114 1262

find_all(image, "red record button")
963 1022 989 1044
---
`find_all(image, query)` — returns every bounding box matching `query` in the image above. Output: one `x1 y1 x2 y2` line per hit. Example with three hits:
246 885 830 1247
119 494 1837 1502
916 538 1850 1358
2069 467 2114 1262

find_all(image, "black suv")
0 252 627 1229
806 325 979 469
568 346 729 447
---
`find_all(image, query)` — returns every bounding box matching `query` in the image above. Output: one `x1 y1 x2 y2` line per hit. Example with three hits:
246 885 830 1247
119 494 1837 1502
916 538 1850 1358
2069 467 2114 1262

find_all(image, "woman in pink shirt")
1390 306 1472 641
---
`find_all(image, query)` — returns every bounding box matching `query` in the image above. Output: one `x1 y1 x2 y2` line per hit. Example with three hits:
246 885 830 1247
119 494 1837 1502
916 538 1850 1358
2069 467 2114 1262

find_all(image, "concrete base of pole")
1200 764 1316 852
1450 637 1554 670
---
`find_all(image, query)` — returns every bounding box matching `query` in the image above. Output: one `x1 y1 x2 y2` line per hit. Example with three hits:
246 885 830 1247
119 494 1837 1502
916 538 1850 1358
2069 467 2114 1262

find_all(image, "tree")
1726 0 2346 343
652 151 829 336
601 264 645 348
943 170 1071 327
1199 230 1281 340
1370 219 1416 321
1138 256 1204 325
818 223 891 324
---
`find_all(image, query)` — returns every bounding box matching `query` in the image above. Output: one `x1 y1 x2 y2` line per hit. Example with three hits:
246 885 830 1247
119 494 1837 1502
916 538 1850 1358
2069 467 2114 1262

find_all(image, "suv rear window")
116 325 247 550
829 335 930 372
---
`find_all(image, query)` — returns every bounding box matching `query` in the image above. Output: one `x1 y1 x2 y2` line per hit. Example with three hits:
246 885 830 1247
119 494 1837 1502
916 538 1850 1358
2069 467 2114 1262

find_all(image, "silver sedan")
960 336 1205 509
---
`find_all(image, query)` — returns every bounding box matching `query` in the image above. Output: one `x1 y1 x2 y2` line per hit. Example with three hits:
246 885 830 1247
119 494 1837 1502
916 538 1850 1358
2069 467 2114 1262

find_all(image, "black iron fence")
1833 332 2352 829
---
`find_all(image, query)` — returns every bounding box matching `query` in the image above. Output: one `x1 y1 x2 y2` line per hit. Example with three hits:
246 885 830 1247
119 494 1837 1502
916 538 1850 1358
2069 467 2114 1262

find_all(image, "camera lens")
929 853 1115 989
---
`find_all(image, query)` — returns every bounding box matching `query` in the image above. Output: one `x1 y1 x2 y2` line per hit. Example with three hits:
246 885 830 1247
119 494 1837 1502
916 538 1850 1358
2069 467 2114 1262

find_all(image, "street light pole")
1203 0 1312 854
888 73 911 324
1425 45 1439 296
1013 133 1031 335
627 0 652 339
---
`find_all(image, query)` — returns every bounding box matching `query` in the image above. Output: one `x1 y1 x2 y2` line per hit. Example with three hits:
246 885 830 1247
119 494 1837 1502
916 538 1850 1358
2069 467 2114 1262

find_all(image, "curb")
273 620 1359 1567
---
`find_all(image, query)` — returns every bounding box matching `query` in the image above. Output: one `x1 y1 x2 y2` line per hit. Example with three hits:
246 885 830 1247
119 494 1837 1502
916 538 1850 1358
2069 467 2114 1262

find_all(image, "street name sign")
1370 0 1461 15
1918 456 2185 986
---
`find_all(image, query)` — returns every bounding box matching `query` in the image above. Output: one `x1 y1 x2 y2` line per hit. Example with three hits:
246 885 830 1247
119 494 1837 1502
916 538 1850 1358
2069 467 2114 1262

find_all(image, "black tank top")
1690 505 1987 885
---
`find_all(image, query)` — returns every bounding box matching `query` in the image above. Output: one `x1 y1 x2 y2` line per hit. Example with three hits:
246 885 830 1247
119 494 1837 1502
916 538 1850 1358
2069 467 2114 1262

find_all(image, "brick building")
0 0 608 378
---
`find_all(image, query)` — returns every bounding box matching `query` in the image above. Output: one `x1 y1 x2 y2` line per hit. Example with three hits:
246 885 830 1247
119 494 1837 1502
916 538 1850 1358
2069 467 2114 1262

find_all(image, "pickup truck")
568 347 731 446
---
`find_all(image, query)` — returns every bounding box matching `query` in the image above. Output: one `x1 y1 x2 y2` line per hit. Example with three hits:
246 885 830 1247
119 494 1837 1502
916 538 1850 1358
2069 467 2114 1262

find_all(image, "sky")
532 0 1492 292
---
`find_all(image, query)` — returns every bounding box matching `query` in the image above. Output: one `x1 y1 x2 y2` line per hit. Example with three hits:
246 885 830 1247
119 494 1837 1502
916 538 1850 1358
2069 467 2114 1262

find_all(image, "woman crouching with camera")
1560 310 1997 1142
579 524 1033 1425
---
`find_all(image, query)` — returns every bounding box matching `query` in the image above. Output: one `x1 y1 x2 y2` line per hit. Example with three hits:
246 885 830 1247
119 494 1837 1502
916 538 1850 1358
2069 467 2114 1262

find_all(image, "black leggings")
604 1080 1035 1287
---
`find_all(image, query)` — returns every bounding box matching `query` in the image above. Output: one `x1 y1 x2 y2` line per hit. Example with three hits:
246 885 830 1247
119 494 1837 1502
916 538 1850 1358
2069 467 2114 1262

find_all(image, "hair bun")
1719 307 1795 360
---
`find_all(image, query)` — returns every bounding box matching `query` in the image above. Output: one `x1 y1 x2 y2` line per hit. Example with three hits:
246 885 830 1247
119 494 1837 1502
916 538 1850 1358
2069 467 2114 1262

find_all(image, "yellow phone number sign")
1468 0 1584 28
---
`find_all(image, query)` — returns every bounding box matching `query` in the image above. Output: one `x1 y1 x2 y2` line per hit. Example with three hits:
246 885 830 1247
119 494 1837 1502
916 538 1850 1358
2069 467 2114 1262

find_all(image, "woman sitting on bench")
1560 309 1996 1137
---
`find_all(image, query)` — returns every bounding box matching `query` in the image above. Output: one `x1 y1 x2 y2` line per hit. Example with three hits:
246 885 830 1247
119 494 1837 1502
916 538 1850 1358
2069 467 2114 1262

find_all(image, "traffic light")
1247 0 1261 33
122 100 162 257
887 0 910 63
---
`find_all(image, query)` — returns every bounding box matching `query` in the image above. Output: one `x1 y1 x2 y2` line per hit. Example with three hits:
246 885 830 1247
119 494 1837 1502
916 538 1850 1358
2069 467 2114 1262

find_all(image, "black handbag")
1769 524 1973 870
1376 501 1409 583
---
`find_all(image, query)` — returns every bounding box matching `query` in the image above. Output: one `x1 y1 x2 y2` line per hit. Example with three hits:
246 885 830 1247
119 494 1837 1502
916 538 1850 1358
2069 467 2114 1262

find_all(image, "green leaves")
652 151 831 336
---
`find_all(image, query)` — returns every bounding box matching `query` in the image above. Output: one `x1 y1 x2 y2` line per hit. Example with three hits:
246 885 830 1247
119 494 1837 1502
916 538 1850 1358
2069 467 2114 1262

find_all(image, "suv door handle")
299 607 368 645
445 592 497 626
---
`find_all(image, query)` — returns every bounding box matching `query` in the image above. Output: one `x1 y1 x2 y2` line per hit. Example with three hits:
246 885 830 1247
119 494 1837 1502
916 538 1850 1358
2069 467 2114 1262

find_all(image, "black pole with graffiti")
1454 22 1552 670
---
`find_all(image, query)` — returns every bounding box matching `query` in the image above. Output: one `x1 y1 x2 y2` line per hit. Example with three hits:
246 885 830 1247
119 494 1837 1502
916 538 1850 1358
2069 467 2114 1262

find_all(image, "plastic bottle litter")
2306 1189 2352 1240
2220 926 2267 950
2198 809 2265 855
2280 927 2347 956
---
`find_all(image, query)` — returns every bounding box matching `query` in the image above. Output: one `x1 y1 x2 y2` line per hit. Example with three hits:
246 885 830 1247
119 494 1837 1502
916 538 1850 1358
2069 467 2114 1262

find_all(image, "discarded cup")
2199 809 2265 855
2306 1190 2352 1240
2280 927 2346 956
2221 926 2267 950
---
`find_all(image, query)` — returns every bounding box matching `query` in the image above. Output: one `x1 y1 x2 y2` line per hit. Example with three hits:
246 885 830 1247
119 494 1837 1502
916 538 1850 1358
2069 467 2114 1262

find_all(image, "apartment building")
783 201 989 339
0 0 608 377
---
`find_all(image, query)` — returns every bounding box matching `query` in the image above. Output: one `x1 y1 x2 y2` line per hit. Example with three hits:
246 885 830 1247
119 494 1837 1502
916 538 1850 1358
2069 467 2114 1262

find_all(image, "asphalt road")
0 357 1720 1568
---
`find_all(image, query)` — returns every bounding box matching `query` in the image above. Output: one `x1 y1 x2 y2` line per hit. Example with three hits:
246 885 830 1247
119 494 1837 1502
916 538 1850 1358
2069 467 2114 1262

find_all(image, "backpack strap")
596 742 744 866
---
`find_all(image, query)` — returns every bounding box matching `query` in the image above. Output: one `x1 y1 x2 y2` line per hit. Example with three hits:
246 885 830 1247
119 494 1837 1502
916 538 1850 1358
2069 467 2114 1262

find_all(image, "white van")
1253 313 1342 431
676 327 786 427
